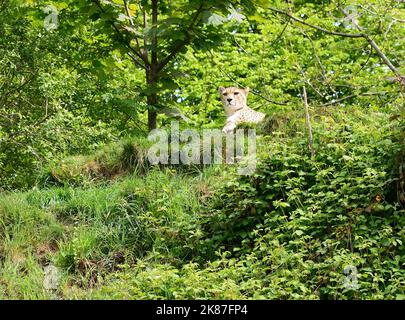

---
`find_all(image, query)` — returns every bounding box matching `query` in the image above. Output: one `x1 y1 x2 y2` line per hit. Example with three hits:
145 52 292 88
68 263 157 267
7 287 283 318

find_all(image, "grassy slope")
0 166 227 299
0 106 404 299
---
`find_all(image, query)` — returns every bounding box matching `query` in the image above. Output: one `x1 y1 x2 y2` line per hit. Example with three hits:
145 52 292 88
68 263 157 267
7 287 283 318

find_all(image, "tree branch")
209 51 288 106
123 0 141 49
305 31 326 80
151 0 158 68
320 91 391 106
92 0 147 68
269 7 364 38
142 6 149 65
127 52 146 69
268 17 291 47
157 3 205 72
270 6 404 85
341 8 402 78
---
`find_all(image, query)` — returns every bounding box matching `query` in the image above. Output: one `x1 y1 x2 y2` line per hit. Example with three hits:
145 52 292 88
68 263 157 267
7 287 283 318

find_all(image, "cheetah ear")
244 87 250 95
218 86 225 94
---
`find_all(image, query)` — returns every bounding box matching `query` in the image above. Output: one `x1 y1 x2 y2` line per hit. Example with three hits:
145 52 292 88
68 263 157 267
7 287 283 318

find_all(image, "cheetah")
218 86 266 134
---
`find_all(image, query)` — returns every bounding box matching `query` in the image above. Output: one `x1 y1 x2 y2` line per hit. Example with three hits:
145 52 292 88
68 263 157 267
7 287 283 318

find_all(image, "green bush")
0 109 116 190
200 108 405 299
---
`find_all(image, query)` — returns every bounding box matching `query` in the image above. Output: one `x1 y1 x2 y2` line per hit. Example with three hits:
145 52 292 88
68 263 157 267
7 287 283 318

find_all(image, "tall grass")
0 160 226 298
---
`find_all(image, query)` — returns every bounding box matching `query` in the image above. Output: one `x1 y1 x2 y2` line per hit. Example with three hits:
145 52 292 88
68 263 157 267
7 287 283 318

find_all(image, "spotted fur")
219 86 265 133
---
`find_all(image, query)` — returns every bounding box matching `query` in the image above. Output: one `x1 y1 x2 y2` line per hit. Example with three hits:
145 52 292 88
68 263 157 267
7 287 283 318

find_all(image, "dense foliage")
0 0 404 300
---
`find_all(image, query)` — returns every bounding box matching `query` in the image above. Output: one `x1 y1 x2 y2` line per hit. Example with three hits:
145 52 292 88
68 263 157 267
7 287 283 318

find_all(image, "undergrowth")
0 106 404 300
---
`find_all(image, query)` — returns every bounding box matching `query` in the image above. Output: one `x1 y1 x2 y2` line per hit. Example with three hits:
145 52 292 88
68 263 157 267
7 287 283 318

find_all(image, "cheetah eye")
223 93 228 96
234 92 239 95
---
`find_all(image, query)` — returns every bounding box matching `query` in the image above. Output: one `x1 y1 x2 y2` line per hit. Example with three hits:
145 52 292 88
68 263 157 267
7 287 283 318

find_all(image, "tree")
71 0 262 130
269 5 404 87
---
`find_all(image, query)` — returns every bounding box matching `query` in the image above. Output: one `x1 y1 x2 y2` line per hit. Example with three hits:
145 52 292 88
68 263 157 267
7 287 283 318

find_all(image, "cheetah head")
218 86 249 115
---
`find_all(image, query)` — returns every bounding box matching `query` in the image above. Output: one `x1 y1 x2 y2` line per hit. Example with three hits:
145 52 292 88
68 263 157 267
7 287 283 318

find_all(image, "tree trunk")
146 0 158 131
147 92 157 130
145 65 158 130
